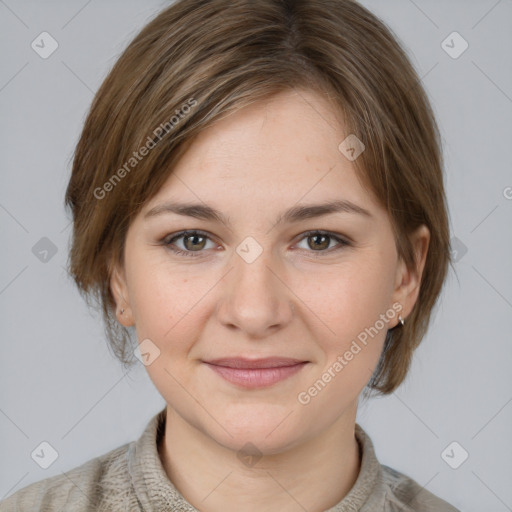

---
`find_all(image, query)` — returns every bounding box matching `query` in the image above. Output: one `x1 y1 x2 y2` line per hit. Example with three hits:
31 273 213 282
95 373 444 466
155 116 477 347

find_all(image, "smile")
202 358 308 388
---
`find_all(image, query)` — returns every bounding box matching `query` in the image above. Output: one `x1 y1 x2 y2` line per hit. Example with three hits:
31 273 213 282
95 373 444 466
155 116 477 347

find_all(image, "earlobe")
110 264 134 327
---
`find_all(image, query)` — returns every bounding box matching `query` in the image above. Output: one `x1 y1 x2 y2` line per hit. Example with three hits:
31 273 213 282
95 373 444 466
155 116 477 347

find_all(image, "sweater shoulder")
380 464 460 512
0 442 133 512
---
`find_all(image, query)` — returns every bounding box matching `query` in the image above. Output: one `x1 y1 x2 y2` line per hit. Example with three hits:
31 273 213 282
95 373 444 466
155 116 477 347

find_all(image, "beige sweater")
0 407 459 511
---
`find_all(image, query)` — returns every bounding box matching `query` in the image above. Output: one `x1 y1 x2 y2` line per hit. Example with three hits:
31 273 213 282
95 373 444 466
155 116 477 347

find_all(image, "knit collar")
127 407 386 511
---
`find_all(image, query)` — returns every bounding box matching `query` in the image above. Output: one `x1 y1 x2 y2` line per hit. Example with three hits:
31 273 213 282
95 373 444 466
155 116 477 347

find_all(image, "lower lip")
204 362 307 388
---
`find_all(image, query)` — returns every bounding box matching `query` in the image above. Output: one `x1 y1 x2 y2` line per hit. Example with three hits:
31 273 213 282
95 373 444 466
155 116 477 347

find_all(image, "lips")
202 357 308 388
204 357 306 369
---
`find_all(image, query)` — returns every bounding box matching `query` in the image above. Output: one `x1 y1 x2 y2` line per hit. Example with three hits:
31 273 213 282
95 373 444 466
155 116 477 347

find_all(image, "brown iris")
307 234 330 251
183 233 207 251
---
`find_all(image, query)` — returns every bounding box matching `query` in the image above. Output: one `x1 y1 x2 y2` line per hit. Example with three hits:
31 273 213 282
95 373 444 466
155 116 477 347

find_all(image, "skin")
110 88 429 512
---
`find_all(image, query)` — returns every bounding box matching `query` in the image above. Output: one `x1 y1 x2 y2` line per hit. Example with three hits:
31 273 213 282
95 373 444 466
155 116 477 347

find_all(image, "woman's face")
111 88 427 454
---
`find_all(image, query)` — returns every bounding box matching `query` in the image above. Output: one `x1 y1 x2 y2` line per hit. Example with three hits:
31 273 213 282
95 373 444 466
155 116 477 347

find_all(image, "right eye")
163 230 218 257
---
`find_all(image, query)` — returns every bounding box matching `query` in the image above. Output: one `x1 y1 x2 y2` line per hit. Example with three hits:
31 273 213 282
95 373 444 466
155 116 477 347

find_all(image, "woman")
0 0 460 510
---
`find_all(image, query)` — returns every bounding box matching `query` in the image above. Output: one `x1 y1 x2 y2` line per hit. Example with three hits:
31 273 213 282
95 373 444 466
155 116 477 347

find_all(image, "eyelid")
162 229 351 257
297 230 352 245
163 230 218 255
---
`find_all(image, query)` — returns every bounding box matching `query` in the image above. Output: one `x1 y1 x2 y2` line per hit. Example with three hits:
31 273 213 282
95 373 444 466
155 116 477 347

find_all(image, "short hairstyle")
64 0 451 394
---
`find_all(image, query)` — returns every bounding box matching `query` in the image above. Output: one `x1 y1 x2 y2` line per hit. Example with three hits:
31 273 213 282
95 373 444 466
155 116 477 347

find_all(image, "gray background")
1 1 511 510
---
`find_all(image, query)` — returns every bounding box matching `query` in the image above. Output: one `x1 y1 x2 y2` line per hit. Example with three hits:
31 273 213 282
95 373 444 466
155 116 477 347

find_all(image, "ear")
110 261 135 327
391 224 430 322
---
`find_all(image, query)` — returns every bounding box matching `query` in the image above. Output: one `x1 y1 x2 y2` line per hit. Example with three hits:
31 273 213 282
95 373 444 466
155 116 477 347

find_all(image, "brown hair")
64 0 451 394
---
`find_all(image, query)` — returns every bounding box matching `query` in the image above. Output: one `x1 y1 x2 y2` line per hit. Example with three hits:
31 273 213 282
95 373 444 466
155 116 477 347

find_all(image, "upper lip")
203 357 307 369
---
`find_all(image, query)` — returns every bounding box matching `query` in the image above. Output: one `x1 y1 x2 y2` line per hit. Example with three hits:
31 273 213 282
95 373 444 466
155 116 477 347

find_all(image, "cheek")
126 253 215 348
292 272 392 427
308 253 394 326
301 254 395 370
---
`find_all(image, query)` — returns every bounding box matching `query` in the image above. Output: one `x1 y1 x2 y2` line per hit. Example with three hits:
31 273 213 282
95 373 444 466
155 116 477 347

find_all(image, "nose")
215 248 295 339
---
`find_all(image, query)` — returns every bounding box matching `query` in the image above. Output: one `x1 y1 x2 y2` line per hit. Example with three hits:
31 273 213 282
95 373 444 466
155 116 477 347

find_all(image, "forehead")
142 88 381 219
179 89 345 173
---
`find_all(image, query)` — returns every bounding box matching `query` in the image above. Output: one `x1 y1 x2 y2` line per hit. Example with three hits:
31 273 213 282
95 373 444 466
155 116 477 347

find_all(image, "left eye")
163 230 349 257
295 231 349 254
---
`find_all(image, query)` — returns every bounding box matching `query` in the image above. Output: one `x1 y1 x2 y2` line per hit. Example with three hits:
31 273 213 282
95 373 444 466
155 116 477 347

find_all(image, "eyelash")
162 230 351 258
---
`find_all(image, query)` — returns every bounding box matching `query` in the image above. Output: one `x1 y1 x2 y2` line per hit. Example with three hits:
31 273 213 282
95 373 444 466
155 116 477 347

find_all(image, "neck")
159 406 361 512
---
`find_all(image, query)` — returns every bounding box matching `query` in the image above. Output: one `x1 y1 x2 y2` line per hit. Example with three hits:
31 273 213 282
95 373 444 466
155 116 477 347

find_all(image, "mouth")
204 357 307 369
202 357 308 388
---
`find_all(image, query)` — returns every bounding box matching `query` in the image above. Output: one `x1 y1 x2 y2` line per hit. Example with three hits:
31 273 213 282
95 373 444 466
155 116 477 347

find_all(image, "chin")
204 408 307 455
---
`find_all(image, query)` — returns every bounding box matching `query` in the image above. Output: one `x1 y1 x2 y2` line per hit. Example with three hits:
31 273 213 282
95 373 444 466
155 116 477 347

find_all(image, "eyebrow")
144 199 372 227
